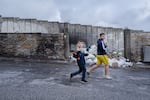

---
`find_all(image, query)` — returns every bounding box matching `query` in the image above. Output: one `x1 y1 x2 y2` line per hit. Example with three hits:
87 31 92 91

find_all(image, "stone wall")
124 29 150 62
0 33 66 60
130 31 150 62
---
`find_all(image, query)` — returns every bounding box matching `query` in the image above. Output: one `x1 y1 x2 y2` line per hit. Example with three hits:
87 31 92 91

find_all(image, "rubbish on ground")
70 44 133 68
111 62 119 68
136 62 143 65
86 59 95 65
88 45 97 55
69 53 76 62
109 57 133 68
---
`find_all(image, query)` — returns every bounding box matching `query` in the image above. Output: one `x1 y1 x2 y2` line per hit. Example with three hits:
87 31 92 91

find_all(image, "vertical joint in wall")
64 23 70 59
124 29 131 60
0 15 2 33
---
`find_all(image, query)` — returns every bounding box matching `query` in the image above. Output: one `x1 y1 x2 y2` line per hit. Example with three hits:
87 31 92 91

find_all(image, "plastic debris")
70 44 133 68
86 59 95 65
136 62 143 65
88 45 97 55
109 57 133 68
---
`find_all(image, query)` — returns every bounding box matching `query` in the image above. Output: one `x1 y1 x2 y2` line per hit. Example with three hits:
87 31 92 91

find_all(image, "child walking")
70 41 88 82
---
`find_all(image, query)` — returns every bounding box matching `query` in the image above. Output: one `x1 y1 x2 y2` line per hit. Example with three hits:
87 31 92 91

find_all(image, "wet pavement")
0 61 150 100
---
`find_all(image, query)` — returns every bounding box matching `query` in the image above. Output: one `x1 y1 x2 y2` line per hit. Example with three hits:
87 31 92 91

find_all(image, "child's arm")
73 52 78 58
70 50 78 58
84 53 89 56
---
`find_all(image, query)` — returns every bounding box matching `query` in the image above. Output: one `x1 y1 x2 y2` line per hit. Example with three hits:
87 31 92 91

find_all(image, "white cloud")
0 0 61 21
0 0 150 31
136 2 150 22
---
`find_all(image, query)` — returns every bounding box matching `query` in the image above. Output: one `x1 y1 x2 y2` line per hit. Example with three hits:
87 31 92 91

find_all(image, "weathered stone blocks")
0 33 65 59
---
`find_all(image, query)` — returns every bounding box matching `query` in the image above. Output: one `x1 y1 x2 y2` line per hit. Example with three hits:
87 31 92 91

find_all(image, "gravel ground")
0 61 150 100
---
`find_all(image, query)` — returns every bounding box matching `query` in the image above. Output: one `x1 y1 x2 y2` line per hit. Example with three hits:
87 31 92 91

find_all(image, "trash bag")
89 45 97 55
86 54 96 60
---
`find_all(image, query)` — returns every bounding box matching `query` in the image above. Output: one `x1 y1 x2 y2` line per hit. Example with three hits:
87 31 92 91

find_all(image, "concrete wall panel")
1 18 8 32
25 19 31 33
7 19 14 32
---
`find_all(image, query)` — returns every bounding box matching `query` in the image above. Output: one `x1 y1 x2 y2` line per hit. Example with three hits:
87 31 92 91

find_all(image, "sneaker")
87 71 90 76
70 74 73 80
81 80 88 82
104 75 112 80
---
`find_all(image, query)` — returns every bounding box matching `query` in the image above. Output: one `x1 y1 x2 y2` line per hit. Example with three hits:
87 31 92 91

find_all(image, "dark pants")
71 64 86 80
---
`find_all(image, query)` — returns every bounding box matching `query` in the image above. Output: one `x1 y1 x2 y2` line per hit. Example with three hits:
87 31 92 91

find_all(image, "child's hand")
77 57 80 61
73 52 78 58
73 52 77 55
84 53 89 56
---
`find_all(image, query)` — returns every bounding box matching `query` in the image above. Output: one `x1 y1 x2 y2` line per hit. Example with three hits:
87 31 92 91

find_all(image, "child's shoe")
70 74 73 80
87 71 90 76
81 79 88 82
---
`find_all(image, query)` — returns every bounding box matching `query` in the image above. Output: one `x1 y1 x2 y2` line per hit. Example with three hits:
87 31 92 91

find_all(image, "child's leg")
81 65 86 80
71 66 82 77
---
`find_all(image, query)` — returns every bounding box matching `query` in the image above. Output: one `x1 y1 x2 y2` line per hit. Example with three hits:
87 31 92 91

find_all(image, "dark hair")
100 33 105 36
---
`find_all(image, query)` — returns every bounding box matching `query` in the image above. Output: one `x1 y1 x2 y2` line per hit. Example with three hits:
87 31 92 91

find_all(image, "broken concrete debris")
70 45 133 68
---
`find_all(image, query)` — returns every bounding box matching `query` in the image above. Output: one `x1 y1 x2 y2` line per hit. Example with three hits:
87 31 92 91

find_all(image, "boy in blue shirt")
70 41 88 82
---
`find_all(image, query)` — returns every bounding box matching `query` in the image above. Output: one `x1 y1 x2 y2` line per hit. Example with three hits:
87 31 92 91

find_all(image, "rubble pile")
70 45 133 68
109 57 133 68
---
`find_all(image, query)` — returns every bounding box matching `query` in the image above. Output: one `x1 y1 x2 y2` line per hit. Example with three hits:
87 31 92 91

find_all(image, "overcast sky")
0 0 150 31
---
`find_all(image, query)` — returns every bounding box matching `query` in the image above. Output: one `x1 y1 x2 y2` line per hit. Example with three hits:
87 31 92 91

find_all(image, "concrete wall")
97 27 124 53
1 16 150 62
0 33 66 60
0 16 2 32
68 24 91 49
68 24 124 53
0 17 125 54
0 17 60 34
